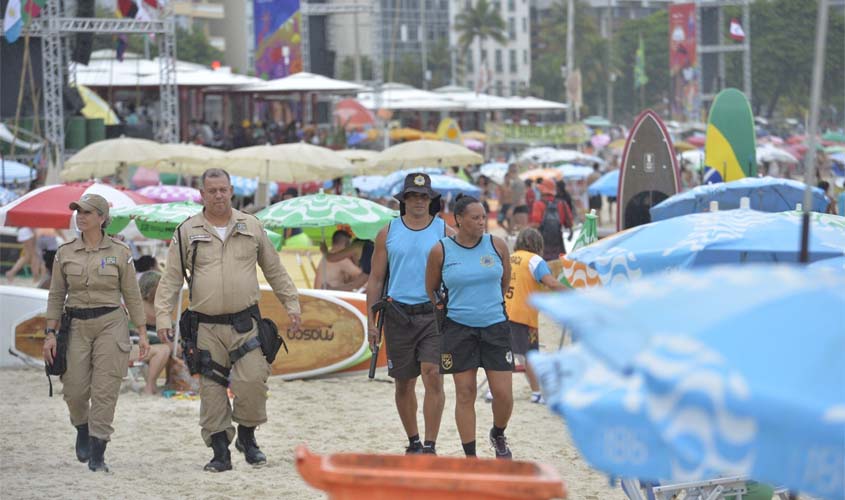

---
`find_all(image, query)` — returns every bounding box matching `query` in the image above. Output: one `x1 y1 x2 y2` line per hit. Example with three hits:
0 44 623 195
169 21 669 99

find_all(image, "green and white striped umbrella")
255 192 398 240
107 201 283 249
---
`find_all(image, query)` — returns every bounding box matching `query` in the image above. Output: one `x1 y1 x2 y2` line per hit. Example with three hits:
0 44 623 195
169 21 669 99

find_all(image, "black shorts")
439 318 514 374
509 321 539 355
589 195 603 210
383 303 440 380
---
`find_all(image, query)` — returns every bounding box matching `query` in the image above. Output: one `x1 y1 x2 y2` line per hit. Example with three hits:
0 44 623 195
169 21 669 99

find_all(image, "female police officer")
43 194 148 472
425 194 515 459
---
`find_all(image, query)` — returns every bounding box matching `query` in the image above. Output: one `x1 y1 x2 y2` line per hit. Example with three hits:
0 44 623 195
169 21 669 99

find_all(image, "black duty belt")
65 306 119 320
194 304 259 325
394 301 434 316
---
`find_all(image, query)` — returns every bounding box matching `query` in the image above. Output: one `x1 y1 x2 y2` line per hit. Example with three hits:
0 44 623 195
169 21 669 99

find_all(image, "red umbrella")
333 99 375 129
0 182 152 228
686 135 706 147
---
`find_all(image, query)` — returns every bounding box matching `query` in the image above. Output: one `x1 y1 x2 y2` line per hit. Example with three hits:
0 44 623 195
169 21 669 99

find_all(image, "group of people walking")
42 169 562 472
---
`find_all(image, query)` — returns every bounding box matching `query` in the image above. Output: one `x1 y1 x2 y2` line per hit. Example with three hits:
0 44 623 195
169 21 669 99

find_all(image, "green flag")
634 34 648 88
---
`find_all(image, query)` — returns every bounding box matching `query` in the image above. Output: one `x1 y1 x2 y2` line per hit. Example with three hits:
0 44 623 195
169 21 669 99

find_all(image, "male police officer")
367 173 454 454
155 168 301 472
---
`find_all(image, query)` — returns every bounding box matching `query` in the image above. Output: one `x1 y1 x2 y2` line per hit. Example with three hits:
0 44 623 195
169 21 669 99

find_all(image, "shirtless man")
314 230 364 291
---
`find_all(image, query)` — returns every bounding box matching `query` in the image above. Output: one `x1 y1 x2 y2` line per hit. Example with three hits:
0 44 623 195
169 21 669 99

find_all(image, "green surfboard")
704 88 757 182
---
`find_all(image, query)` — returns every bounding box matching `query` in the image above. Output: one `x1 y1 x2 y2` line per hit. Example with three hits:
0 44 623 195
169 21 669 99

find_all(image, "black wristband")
45 328 57 336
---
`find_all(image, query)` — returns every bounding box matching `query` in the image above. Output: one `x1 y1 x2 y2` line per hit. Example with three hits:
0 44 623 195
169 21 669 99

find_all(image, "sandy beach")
0 314 624 500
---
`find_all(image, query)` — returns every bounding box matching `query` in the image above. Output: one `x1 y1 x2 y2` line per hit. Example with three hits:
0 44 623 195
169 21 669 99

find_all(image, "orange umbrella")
519 168 563 181
389 128 424 141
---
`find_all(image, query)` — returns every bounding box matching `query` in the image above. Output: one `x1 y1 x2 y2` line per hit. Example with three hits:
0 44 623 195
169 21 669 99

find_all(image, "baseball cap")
69 193 110 217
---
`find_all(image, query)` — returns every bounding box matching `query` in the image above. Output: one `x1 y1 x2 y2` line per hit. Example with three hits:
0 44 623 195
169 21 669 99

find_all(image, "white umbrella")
368 140 483 173
756 144 799 164
153 143 227 176
61 137 164 181
220 143 352 182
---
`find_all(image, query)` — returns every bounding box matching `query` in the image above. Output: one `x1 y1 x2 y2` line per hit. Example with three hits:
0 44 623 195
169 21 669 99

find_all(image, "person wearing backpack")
529 179 573 278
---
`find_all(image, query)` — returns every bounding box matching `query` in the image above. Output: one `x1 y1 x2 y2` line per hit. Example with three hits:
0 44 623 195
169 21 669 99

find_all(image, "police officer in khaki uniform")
155 168 301 472
43 194 148 472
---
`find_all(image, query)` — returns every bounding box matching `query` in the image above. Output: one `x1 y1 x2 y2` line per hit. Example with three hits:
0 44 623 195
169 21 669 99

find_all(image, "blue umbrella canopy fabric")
0 160 37 185
388 173 481 200
650 176 828 221
230 175 280 198
567 209 845 285
0 186 20 205
529 265 845 499
587 169 619 197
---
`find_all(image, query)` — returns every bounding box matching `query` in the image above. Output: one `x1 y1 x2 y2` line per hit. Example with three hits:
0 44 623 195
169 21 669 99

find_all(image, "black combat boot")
88 437 109 472
235 425 267 466
75 424 90 463
204 431 232 472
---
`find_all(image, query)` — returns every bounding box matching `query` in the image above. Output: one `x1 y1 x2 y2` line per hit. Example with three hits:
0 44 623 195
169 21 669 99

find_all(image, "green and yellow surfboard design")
705 88 757 182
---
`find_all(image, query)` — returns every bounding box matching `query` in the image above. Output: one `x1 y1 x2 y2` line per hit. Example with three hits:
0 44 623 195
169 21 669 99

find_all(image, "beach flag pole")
800 0 829 263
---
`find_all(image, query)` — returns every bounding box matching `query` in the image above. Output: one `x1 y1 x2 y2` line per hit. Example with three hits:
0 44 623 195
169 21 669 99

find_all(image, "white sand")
0 315 624 500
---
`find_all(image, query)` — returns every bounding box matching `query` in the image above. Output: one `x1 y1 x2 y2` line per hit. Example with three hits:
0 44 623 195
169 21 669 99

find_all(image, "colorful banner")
253 0 302 79
485 123 591 146
669 3 699 122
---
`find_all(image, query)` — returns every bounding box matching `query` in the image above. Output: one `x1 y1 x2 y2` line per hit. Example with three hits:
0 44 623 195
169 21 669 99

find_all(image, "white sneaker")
530 393 545 404
484 389 493 402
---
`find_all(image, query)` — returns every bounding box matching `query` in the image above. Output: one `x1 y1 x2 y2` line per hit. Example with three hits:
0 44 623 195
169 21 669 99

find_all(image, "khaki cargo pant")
61 308 131 441
197 322 270 446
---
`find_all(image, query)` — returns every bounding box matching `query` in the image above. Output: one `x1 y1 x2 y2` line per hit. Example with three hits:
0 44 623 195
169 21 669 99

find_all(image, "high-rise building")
450 0 532 96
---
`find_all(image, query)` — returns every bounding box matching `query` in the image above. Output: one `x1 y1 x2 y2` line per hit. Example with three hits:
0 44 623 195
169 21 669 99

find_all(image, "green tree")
338 55 374 81
453 0 507 84
724 0 844 120
612 9 669 119
426 38 453 89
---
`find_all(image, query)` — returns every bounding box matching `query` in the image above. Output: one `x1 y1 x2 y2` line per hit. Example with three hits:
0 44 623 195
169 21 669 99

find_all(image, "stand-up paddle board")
617 109 681 231
704 88 756 183
328 290 389 376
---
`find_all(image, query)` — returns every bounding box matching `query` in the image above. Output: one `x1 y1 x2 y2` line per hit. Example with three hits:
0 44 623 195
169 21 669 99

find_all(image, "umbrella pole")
800 0 829 263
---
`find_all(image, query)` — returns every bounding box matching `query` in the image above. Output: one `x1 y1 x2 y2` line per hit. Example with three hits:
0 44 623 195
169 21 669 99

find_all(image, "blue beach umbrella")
651 177 828 222
528 265 845 500
230 175 279 198
587 169 619 197
566 209 845 285
0 160 37 185
388 173 480 200
556 164 594 180
0 186 20 205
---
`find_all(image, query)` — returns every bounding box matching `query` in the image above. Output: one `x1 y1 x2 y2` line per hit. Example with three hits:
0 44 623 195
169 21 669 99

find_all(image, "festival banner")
669 3 699 122
485 123 590 146
253 0 302 79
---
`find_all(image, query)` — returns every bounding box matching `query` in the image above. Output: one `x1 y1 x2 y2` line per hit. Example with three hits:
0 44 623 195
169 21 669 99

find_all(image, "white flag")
729 18 745 42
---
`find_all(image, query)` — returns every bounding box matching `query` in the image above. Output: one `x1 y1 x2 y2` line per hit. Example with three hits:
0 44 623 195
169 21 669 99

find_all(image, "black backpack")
538 200 565 260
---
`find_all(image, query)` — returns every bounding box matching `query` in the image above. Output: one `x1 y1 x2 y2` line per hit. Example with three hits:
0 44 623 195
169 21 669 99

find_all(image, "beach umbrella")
0 182 152 228
583 115 611 128
387 174 480 200
463 138 484 151
587 169 619 197
822 130 845 143
0 186 20 205
106 201 283 249
136 185 202 203
650 177 829 222
590 133 611 150
556 164 594 180
825 145 845 154
222 143 352 182
75 84 119 125
256 191 398 241
336 149 379 165
685 134 706 147
369 140 483 174
565 209 845 285
520 167 562 181
672 140 697 152
0 160 37 185
60 137 164 181
153 143 227 176
354 168 444 198
131 167 161 188
831 152 845 166
808 254 845 271
478 162 508 185
755 144 799 164
528 265 845 500
230 175 280 198
607 138 626 151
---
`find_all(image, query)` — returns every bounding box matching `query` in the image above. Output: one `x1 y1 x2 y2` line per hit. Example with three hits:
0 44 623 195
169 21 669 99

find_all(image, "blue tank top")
440 235 506 327
386 216 446 305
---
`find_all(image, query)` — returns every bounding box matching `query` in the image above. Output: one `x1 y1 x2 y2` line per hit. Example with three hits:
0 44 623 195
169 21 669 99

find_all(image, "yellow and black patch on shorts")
441 353 453 370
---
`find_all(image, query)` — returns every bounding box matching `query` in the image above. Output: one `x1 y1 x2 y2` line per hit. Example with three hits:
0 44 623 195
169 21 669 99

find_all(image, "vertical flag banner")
669 2 699 122
253 0 303 79
3 0 23 43
634 35 648 88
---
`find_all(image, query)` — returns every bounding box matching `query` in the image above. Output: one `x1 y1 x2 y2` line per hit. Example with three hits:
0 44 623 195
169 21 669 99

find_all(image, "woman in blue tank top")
425 194 515 459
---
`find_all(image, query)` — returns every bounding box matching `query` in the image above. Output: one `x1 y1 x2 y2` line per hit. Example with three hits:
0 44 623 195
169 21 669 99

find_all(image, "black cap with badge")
394 173 441 216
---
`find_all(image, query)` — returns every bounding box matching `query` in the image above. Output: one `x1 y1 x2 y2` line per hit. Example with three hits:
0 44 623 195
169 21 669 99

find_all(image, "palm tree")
453 0 507 89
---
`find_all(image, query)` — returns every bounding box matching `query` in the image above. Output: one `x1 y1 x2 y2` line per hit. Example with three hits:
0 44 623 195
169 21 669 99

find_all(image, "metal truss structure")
696 0 752 108
1 0 178 180
300 0 383 83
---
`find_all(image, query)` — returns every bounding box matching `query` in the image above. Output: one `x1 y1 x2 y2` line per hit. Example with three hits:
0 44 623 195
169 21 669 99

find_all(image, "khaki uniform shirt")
46 235 145 328
155 208 300 330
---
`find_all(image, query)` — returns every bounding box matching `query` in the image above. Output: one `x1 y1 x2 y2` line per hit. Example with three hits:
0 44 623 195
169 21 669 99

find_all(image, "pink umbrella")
463 138 484 151
136 185 202 203
131 167 160 188
686 135 706 147
590 133 611 149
